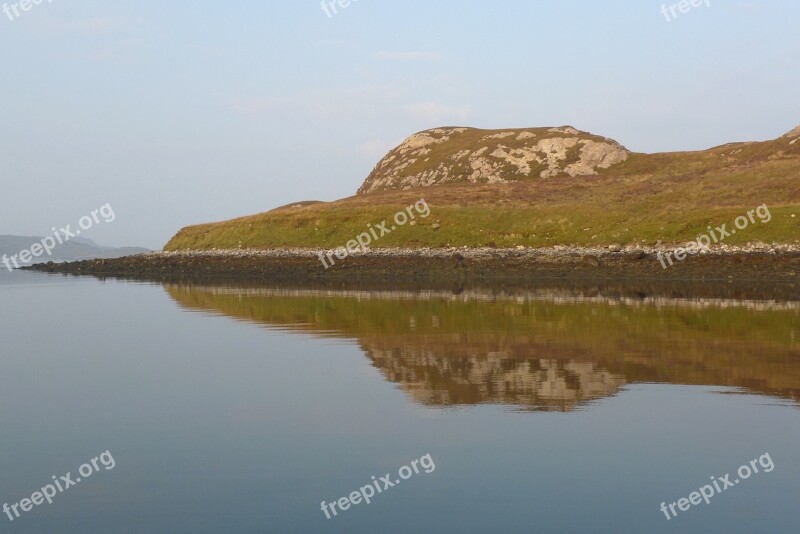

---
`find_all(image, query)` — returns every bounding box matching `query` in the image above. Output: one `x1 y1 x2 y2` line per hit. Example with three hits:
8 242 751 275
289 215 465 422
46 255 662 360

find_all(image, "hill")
165 125 800 251
0 235 148 267
357 126 630 194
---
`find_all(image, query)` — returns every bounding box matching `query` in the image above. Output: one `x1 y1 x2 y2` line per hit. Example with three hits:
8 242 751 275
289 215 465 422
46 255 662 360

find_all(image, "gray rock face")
357 126 630 195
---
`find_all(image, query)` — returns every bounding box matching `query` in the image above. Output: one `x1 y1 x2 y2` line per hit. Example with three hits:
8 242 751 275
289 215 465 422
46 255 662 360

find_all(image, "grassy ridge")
165 130 800 251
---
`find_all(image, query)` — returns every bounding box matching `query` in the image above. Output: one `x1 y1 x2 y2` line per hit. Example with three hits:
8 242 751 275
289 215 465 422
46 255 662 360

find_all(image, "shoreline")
21 245 800 299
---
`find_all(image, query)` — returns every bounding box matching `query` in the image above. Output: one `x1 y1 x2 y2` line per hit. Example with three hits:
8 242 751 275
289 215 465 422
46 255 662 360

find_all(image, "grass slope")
165 129 800 251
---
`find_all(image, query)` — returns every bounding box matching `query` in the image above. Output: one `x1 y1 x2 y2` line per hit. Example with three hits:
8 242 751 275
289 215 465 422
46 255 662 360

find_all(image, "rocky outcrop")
357 126 630 195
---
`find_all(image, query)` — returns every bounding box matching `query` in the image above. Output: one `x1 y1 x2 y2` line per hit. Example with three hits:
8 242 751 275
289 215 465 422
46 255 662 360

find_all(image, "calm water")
1 269 799 533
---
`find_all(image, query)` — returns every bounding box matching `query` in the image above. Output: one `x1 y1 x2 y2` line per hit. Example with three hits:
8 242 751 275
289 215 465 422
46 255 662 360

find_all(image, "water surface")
1 269 798 533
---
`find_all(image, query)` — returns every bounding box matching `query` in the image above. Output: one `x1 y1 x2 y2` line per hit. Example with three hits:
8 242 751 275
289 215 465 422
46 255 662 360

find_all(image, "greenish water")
1 269 799 533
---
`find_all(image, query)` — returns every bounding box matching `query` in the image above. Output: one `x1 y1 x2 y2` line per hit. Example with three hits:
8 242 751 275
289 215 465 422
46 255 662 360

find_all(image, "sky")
1 0 798 249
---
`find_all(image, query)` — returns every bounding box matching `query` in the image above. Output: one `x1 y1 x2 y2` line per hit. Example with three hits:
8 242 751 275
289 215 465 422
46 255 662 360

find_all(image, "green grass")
165 129 800 251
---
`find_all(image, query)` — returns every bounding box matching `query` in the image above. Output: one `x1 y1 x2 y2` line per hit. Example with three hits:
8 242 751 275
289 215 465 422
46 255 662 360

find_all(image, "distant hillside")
165 125 800 251
0 235 148 267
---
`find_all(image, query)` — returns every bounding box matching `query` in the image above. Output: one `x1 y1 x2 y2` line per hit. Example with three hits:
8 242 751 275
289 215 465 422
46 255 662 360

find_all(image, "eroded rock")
358 126 631 194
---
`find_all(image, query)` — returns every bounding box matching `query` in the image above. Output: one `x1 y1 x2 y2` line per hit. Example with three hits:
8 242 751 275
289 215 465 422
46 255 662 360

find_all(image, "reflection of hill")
166 285 800 410
367 349 625 411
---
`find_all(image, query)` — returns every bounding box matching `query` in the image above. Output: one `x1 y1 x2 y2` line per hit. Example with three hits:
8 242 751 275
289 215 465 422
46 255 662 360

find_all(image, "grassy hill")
165 126 800 251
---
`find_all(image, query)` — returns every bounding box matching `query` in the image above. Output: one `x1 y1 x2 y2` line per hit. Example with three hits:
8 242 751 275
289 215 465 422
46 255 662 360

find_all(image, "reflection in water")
166 284 800 411
368 351 625 411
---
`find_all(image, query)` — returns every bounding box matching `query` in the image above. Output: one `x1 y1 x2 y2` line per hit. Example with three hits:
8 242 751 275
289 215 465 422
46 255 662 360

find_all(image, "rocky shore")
23 244 800 281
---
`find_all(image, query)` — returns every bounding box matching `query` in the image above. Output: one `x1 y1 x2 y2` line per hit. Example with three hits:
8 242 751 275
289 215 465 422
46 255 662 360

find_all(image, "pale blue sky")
1 0 798 248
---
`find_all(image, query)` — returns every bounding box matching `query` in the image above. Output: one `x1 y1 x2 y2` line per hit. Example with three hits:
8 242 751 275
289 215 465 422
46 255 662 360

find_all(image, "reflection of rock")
165 284 800 410
366 345 626 411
